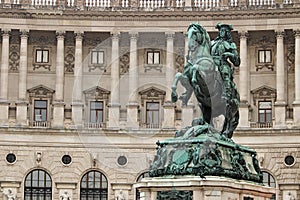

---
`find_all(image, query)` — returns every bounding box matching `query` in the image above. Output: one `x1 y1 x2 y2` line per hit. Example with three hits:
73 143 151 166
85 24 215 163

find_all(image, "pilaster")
72 31 84 127
53 31 65 128
238 31 250 128
108 32 120 129
127 32 139 129
16 29 29 127
293 30 300 126
0 29 11 126
274 30 286 127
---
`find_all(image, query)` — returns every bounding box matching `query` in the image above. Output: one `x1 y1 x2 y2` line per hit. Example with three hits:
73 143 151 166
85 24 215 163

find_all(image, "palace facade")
0 0 299 199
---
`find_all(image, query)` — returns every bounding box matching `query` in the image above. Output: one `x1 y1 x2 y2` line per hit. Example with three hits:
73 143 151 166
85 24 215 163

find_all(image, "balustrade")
194 0 220 9
31 0 56 5
248 0 274 6
85 0 110 7
139 0 165 8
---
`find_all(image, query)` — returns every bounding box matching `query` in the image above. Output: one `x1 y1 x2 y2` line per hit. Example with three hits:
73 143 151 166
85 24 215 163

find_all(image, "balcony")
85 122 107 129
140 123 161 129
0 0 296 11
250 122 273 128
30 121 50 128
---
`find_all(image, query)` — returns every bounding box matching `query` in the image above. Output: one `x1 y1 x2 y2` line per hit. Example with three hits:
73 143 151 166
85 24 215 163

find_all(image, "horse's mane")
187 23 211 50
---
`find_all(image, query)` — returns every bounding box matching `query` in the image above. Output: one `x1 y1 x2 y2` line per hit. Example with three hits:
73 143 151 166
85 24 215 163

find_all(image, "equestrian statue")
172 22 240 138
149 23 262 183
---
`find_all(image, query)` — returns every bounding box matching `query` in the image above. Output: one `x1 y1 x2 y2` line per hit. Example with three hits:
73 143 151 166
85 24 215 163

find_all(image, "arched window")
136 171 149 200
262 171 276 200
80 170 108 200
24 169 52 200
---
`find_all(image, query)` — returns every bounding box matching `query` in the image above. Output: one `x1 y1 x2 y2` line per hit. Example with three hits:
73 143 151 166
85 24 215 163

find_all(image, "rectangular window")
36 50 49 63
91 51 104 65
34 100 47 122
90 101 103 123
258 101 272 123
147 51 160 65
258 50 271 63
146 102 159 125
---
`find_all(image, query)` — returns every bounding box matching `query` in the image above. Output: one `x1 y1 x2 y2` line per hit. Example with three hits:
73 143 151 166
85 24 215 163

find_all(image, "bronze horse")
171 23 239 138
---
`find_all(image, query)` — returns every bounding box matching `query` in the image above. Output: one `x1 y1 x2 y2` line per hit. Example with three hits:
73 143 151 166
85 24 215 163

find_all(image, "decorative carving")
3 188 16 200
1 29 11 37
120 52 129 74
157 190 193 200
10 30 20 44
74 31 84 40
287 44 295 72
139 86 166 105
9 45 20 72
115 189 126 200
36 151 42 165
65 47 75 73
251 85 276 105
56 30 65 40
29 34 56 45
83 86 110 103
28 85 55 101
60 190 71 200
175 48 185 73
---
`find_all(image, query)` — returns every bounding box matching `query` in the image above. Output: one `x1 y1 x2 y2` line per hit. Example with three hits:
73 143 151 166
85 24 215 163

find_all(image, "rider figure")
211 23 240 102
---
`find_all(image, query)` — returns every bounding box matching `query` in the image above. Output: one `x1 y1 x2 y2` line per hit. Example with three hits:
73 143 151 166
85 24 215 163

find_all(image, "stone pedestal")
71 101 84 128
16 101 28 127
181 103 194 127
162 102 175 129
126 102 139 129
111 183 131 200
52 101 65 128
135 176 275 200
238 101 250 128
274 101 286 128
1 181 20 200
0 101 9 127
108 103 120 129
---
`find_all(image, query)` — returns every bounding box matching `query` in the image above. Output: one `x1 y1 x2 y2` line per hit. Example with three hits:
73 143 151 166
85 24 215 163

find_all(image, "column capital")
20 29 29 39
56 31 65 39
238 31 248 39
129 31 139 40
74 31 84 40
111 32 120 40
1 29 11 37
165 32 175 40
275 30 285 39
294 29 300 38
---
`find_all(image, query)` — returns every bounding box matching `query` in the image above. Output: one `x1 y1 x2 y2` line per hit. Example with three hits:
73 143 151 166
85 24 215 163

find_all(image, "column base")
274 101 286 128
108 103 120 129
52 101 65 128
292 101 300 126
181 102 194 127
0 100 9 127
71 102 84 128
135 176 275 200
162 101 175 129
126 102 139 129
16 101 28 127
238 101 250 128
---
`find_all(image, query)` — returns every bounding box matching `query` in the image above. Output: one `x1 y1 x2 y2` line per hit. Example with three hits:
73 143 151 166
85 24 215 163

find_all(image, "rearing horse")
172 23 237 137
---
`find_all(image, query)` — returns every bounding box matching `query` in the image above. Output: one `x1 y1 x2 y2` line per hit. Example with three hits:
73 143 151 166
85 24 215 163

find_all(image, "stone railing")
140 123 161 129
31 121 50 128
250 122 273 128
85 122 106 129
0 0 297 9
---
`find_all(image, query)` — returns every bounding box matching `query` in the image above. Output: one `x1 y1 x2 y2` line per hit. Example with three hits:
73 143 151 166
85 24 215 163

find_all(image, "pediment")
27 85 55 97
139 86 166 99
83 86 110 100
251 85 276 100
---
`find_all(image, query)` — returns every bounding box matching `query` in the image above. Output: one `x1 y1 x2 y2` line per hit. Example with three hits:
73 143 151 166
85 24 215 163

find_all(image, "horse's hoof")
171 93 178 102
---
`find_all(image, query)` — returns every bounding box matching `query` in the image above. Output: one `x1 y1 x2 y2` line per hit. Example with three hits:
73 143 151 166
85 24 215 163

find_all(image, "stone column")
162 32 175 129
293 30 300 126
16 30 29 126
127 31 139 129
72 31 84 128
0 29 10 127
108 32 120 129
238 31 250 128
52 31 65 128
274 30 286 127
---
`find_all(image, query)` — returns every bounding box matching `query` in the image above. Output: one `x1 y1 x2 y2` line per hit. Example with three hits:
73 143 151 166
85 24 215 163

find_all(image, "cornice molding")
0 7 299 21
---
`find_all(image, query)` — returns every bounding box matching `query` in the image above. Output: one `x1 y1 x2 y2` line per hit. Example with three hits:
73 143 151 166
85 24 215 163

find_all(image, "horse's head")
187 23 211 53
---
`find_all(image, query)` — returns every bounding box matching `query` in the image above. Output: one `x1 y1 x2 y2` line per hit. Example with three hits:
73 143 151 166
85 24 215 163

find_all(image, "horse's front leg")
171 72 182 103
191 65 198 84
